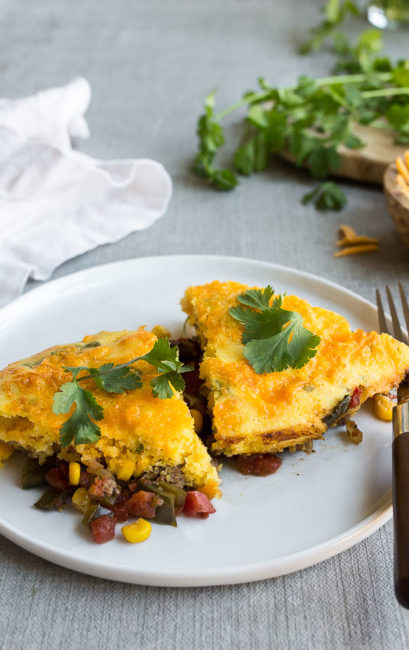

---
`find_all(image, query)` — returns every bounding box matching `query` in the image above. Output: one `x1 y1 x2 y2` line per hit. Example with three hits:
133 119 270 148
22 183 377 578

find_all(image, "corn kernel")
152 325 171 338
122 518 152 543
72 488 90 512
116 459 135 482
373 393 394 422
190 409 203 433
69 462 81 486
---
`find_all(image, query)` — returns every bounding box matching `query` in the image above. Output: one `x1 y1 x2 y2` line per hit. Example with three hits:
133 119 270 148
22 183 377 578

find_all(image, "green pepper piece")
34 488 71 512
88 490 117 508
323 394 350 426
22 457 47 489
137 479 177 526
158 482 186 509
97 494 117 508
82 504 98 526
154 491 176 526
81 503 113 527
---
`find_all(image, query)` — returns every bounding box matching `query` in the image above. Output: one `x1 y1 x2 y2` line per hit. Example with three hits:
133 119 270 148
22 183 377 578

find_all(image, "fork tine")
376 289 390 335
398 282 409 344
386 285 407 344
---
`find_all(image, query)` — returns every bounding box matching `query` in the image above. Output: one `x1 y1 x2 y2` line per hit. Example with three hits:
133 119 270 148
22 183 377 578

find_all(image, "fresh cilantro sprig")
192 29 409 209
193 89 239 190
300 1 385 77
302 182 347 211
300 0 361 55
52 338 192 447
229 287 321 373
53 380 105 448
139 336 192 399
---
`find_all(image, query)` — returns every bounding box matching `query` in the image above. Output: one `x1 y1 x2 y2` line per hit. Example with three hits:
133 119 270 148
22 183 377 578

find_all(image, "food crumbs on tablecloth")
334 225 379 257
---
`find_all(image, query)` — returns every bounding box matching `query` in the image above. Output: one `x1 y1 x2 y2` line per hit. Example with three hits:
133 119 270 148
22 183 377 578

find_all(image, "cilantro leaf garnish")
229 288 321 373
231 285 275 311
86 364 142 393
151 372 186 399
53 382 103 447
52 338 190 448
139 337 193 399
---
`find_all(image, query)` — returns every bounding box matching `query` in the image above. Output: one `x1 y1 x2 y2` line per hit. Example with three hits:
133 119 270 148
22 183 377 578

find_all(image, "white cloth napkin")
0 78 172 307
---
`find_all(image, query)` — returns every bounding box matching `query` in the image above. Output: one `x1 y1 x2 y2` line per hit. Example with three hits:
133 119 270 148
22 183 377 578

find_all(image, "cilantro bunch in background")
192 0 409 211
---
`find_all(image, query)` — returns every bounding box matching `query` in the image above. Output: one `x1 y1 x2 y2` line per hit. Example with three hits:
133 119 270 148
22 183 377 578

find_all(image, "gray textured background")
1 1 409 648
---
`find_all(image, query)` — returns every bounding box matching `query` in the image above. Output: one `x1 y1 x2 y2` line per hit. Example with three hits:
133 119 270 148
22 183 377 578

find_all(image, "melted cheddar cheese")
0 329 220 498
182 281 409 456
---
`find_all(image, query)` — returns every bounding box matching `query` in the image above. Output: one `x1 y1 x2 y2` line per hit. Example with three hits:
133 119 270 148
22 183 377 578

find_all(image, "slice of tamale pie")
182 280 409 456
0 328 220 498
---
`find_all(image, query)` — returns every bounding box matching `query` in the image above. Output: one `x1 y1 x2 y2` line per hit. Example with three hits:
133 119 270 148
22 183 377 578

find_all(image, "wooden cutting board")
279 123 408 185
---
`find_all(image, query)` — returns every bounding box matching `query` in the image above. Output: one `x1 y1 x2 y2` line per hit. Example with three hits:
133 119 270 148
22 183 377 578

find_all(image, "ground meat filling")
140 465 186 488
170 337 212 441
23 453 216 544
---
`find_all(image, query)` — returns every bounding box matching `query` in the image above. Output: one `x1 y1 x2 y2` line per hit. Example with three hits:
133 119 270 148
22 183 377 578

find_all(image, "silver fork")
377 283 409 609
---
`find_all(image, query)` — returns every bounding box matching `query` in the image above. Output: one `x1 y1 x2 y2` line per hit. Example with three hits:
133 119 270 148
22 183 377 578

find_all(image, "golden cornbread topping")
182 281 409 456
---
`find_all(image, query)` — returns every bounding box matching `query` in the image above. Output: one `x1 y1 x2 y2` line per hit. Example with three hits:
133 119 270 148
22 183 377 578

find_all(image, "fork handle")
393 431 409 608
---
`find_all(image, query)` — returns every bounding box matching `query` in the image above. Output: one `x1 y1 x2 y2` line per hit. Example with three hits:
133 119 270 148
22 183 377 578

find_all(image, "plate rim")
0 254 391 586
0 253 379 322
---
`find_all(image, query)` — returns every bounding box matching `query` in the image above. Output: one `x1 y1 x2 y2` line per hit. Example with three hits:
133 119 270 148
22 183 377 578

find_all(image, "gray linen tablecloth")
1 1 409 648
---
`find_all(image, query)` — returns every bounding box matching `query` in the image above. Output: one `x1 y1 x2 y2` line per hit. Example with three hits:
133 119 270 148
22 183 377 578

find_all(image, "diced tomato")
90 515 116 544
183 491 216 519
348 387 362 410
45 467 69 491
58 462 69 479
110 491 130 523
127 491 164 519
111 502 129 523
236 454 282 477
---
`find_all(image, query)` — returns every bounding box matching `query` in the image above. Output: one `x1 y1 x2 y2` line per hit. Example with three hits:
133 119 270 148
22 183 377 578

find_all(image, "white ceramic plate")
0 255 392 586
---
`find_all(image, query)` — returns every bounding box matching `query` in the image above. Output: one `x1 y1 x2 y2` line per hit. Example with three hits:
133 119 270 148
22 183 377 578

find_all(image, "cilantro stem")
215 91 272 121
314 72 392 86
362 87 409 98
77 357 139 383
213 72 394 123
